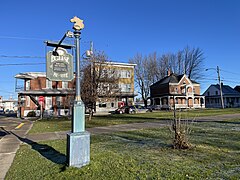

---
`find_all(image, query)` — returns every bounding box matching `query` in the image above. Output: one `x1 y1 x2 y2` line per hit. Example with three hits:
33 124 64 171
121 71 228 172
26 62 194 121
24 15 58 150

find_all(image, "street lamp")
66 16 90 168
205 66 224 109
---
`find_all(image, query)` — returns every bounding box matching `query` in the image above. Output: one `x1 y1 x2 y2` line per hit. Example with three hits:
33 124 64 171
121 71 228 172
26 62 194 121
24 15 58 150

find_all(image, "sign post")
66 16 90 168
38 96 44 119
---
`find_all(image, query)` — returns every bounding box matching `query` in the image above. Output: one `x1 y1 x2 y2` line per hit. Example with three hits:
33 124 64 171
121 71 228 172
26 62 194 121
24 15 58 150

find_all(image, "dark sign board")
46 47 74 81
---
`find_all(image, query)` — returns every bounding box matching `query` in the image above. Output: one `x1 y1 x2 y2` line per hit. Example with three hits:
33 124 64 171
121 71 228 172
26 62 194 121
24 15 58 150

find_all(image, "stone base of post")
67 131 90 168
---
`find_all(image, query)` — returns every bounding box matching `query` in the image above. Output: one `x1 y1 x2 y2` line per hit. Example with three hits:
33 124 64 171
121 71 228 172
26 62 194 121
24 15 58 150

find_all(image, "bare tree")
181 47 204 80
156 47 204 80
129 53 158 107
81 52 119 121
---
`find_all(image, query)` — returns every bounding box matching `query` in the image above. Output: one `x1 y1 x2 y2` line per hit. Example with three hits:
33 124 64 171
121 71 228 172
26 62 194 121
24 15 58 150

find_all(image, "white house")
203 84 240 108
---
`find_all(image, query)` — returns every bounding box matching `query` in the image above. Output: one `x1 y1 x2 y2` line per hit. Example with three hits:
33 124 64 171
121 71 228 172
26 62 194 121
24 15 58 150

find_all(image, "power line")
0 63 45 66
220 69 240 76
0 55 45 59
0 35 45 41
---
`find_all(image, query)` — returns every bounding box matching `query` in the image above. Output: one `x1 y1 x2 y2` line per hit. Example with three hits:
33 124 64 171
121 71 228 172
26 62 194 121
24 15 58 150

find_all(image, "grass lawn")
29 108 240 134
6 118 240 179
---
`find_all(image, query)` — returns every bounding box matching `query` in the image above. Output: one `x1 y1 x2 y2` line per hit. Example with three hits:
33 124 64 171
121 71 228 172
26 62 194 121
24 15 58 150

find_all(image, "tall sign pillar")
67 16 90 168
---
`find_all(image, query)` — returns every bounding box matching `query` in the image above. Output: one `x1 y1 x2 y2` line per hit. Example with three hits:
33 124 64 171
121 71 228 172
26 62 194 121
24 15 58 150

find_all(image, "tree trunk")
144 99 148 108
88 108 94 121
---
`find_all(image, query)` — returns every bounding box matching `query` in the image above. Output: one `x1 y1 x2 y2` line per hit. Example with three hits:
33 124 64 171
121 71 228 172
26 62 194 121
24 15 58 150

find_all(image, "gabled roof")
150 73 183 87
150 73 198 87
234 86 240 92
203 84 240 96
213 84 240 95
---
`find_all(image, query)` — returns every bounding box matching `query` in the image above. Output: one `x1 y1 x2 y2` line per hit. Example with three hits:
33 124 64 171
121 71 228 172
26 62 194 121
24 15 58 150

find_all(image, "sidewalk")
22 113 240 142
26 121 167 142
0 119 32 180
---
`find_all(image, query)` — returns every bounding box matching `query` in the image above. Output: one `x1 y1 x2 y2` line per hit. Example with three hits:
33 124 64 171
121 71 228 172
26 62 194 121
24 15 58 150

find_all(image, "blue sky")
0 0 240 99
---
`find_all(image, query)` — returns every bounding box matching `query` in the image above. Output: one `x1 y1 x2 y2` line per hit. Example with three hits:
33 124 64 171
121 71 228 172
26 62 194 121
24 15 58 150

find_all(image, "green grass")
29 108 240 134
6 118 240 179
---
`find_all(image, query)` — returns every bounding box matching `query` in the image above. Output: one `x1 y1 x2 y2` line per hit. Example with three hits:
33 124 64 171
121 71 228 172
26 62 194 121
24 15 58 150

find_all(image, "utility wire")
0 55 45 59
220 69 240 76
0 35 45 41
0 63 45 66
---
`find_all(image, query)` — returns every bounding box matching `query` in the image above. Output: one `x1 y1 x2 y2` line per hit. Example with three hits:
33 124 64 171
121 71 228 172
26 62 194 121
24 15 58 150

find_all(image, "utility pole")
217 66 224 109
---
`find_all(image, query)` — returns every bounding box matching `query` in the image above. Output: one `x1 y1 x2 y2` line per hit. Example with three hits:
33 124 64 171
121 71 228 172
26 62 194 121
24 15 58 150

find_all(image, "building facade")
0 96 17 112
15 62 136 117
203 84 240 108
150 73 205 109
15 72 75 118
94 62 137 112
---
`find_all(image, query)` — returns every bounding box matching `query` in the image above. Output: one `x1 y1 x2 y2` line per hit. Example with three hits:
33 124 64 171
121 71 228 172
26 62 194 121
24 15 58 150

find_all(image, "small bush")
27 111 36 117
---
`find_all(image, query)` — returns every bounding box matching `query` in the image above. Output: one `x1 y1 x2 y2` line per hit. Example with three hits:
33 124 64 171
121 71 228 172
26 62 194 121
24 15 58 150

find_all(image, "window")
46 79 52 89
119 70 131 78
99 103 107 108
111 102 115 107
26 96 30 107
26 80 30 90
56 96 61 106
175 98 178 104
215 91 218 95
120 84 131 92
207 92 210 96
45 97 52 110
62 81 68 89
181 87 186 94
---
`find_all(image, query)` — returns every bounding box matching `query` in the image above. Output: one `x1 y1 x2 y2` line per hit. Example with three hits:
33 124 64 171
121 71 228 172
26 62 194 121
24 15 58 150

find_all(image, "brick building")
150 73 205 109
15 62 136 117
15 72 75 118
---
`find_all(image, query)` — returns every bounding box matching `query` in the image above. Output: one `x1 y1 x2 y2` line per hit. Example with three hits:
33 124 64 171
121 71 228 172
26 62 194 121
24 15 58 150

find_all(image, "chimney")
167 69 171 76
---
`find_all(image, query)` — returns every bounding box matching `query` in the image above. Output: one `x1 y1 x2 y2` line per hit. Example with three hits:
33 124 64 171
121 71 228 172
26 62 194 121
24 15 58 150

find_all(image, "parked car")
115 105 150 114
129 105 149 113
115 106 129 114
147 105 161 111
9 110 15 114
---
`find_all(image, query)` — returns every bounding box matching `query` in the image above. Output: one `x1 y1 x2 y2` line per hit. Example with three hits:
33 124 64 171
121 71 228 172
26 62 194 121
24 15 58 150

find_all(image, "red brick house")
150 73 205 109
15 72 75 118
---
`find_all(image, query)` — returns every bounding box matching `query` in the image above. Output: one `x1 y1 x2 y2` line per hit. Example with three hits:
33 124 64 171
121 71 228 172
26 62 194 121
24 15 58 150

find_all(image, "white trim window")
26 96 30 107
56 96 62 106
119 70 131 78
45 97 52 110
62 81 68 89
120 84 131 92
26 80 30 90
46 79 52 89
